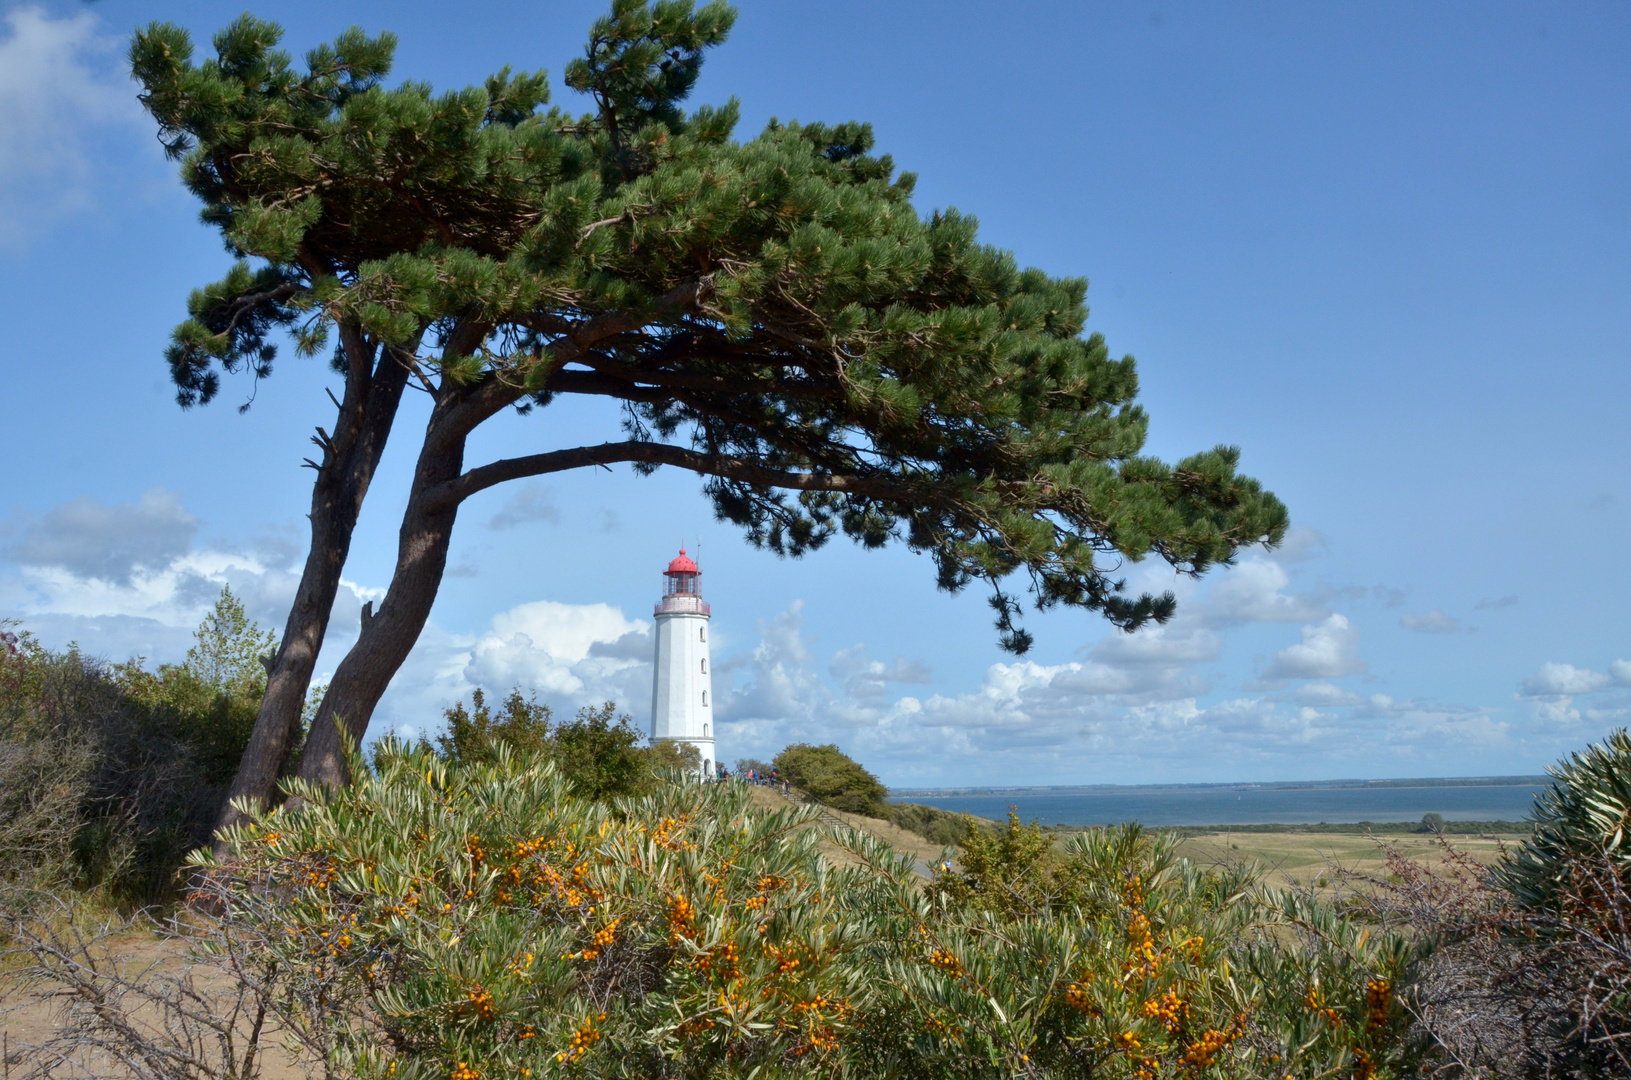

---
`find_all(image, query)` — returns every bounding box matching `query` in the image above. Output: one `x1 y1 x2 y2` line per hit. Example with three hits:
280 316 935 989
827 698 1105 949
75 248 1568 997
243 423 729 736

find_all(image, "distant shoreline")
888 775 1550 798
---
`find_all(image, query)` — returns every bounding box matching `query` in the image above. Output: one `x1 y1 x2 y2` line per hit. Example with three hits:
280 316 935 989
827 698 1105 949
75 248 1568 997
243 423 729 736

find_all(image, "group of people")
710 762 789 795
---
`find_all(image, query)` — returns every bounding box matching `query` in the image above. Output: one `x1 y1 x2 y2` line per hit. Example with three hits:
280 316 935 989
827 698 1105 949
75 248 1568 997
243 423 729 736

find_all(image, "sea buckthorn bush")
193 740 1429 1078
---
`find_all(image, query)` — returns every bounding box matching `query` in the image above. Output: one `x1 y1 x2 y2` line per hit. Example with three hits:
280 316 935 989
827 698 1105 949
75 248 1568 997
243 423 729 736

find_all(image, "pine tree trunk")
293 399 467 790
212 337 408 845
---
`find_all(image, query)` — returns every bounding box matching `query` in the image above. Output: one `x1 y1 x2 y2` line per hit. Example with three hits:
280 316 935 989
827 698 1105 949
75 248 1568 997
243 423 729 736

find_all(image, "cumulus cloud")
356 566 1521 784
717 602 826 728
1399 609 1462 634
1197 558 1328 627
370 601 654 740
1268 526 1328 563
0 7 150 247
1259 614 1365 682
486 484 561 530
1512 660 1631 730
1520 662 1613 697
5 489 198 585
0 492 378 669
829 645 931 701
465 600 647 696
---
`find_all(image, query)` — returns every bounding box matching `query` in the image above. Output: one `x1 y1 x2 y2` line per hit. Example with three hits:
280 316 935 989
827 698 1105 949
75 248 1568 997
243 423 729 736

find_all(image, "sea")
887 778 1551 827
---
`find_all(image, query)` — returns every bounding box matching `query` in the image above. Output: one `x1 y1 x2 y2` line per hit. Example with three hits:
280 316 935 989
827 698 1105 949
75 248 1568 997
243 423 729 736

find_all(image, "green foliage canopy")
426 688 698 801
118 586 278 785
774 742 888 817
130 1 1287 653
0 592 278 907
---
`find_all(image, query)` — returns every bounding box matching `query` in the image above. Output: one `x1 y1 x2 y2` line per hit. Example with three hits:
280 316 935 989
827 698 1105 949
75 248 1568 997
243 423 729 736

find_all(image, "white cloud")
371 600 654 740
1201 558 1328 626
1399 609 1462 634
465 600 647 696
717 601 826 728
0 7 150 247
829 644 931 701
1512 660 1631 730
1268 526 1328 563
0 492 373 669
1519 662 1612 697
5 489 198 584
1508 660 1631 730
1091 620 1221 669
1260 614 1365 682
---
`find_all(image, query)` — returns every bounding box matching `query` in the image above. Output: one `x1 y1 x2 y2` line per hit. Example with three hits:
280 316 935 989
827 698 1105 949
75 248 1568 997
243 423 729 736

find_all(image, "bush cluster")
883 801 981 847
196 740 1428 1079
0 589 277 911
424 690 700 800
772 743 889 816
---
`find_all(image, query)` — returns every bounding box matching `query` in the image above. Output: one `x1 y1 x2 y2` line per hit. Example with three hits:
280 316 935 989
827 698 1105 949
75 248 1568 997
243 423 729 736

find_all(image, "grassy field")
756 786 1527 893
1171 829 1523 889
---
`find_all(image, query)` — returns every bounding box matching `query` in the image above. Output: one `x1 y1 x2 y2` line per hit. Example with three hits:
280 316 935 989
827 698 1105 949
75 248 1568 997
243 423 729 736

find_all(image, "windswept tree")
130 0 1287 825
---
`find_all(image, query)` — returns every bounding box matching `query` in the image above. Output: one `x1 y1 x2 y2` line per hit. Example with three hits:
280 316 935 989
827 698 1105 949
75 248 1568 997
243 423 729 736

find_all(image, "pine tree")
183 586 277 693
130 1 1288 809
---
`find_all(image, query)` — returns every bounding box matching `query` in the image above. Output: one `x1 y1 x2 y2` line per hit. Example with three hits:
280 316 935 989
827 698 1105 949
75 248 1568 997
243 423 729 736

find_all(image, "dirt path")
1 921 314 1079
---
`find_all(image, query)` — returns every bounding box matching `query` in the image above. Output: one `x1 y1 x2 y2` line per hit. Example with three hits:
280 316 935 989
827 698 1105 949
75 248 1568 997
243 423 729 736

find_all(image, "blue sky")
1 0 1628 786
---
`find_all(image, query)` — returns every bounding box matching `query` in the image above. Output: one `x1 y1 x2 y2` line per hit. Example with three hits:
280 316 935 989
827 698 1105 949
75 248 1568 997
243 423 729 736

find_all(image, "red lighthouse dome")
656 548 708 614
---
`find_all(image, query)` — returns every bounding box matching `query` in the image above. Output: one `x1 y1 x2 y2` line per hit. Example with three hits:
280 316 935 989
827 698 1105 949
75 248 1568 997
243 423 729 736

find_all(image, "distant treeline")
892 776 1550 797
1153 820 1534 837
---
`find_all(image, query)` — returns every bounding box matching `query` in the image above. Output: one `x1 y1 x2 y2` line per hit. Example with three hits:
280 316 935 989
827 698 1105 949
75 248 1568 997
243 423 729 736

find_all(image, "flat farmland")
1171 830 1523 889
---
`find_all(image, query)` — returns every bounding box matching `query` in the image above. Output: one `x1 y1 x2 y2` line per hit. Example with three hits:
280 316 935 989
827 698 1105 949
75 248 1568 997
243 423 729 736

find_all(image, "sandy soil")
1 920 318 1079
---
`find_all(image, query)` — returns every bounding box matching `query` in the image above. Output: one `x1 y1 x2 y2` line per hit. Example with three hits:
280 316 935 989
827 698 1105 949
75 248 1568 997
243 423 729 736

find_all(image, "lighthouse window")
703 723 709 737
701 690 709 706
700 658 707 674
699 625 706 642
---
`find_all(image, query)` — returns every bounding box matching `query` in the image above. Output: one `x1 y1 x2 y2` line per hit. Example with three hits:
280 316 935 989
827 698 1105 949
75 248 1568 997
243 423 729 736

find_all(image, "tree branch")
434 441 912 509
424 279 709 456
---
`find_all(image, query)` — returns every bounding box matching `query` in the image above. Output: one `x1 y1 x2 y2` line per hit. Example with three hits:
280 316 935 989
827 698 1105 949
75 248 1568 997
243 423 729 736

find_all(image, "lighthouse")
650 548 714 778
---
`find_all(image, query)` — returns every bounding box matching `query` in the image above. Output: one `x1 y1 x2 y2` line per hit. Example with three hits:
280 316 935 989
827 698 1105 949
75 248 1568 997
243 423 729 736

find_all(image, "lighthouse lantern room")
650 549 714 778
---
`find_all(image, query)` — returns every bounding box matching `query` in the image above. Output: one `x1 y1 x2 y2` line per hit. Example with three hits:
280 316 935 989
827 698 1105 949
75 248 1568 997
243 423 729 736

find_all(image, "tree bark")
292 391 468 790
212 332 409 845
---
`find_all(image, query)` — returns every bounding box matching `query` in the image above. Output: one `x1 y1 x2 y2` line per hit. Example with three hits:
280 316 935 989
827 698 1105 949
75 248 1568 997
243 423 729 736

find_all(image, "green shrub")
1484 729 1631 1073
197 742 1430 1078
0 588 275 909
551 701 661 801
884 800 980 846
773 742 888 816
426 690 699 800
1497 727 1631 910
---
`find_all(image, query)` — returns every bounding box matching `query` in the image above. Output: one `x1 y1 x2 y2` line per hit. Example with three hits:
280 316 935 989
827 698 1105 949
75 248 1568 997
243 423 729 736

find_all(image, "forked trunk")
212 341 408 847
293 405 466 789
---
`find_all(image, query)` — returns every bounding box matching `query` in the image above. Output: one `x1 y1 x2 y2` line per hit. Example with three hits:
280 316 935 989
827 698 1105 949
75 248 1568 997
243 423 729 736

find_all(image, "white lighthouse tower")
650 548 714 778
